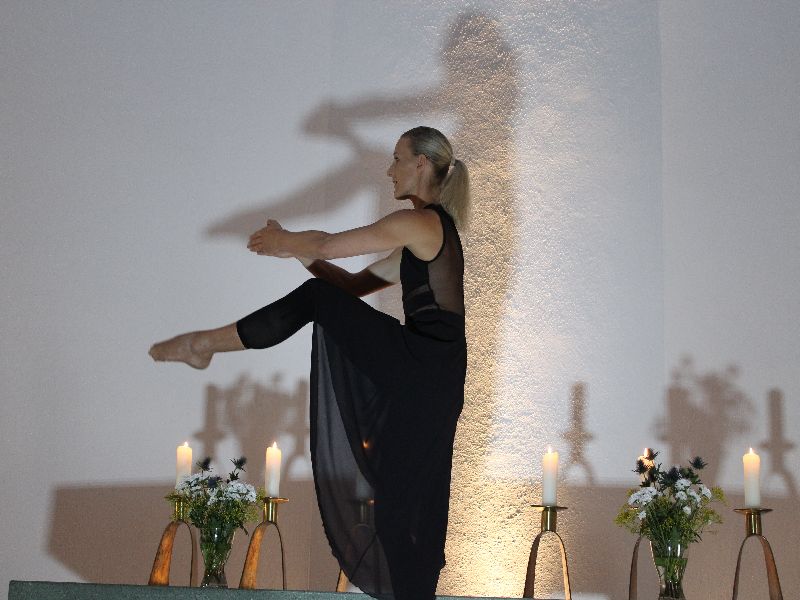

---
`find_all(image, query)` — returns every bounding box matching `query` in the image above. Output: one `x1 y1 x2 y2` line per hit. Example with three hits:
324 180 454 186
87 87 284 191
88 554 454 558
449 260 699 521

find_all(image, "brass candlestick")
626 535 647 600
523 505 572 600
239 497 288 590
731 508 783 600
336 499 381 593
148 498 198 587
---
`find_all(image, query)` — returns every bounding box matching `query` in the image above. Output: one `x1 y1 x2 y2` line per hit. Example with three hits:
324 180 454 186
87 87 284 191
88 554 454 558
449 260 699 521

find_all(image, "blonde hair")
402 126 470 229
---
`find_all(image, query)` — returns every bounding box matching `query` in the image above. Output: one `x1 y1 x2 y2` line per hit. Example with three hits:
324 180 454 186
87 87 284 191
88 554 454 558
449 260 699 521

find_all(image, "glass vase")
199 524 236 588
650 540 689 599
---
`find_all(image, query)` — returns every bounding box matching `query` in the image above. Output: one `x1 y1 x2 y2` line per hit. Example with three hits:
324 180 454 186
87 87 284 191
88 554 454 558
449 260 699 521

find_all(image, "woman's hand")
247 219 292 258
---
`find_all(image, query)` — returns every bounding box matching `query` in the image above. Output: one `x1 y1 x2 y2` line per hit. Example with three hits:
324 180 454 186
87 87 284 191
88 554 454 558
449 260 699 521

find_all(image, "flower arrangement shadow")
615 450 725 599
167 457 262 587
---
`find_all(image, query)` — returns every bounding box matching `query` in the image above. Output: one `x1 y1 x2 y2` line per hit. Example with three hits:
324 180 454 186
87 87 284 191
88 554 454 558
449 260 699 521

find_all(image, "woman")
150 126 469 599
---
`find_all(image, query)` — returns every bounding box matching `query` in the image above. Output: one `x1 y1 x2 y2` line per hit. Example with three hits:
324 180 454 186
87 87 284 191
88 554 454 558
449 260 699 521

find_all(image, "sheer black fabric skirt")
237 279 466 599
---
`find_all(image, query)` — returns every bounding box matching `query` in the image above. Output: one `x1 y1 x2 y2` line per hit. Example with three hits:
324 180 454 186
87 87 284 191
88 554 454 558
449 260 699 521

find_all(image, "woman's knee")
300 277 345 304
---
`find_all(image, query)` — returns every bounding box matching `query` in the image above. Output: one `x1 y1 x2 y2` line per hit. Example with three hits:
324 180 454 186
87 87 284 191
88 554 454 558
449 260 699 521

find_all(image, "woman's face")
386 136 423 200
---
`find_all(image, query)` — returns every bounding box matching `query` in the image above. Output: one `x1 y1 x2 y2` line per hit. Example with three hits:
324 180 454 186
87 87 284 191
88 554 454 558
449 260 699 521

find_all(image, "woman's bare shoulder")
382 206 441 227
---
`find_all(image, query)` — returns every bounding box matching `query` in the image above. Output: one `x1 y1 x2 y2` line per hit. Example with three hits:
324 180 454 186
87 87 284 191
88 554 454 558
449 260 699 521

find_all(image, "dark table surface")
9 581 536 600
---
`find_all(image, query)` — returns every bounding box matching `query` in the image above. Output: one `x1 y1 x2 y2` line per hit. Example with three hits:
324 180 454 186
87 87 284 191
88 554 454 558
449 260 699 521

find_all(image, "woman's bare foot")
149 332 213 370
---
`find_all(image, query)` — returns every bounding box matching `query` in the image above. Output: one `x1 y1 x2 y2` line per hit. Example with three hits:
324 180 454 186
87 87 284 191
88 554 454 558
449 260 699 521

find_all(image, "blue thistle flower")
664 466 680 484
690 456 707 470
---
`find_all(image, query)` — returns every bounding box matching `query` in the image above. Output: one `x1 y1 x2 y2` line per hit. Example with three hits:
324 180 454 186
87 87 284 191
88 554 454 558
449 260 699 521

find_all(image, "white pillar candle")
542 446 559 506
743 447 761 508
265 442 282 498
176 441 192 486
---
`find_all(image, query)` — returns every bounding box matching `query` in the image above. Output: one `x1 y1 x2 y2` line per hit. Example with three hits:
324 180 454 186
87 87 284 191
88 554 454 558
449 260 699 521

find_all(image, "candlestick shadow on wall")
760 389 798 499
561 382 596 486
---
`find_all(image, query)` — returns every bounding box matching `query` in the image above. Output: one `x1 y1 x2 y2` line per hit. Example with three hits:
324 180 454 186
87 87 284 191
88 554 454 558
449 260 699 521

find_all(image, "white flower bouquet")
168 456 261 535
615 450 725 598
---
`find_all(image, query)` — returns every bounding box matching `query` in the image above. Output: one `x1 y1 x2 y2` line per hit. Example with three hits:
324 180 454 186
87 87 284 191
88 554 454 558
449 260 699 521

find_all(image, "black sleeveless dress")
309 203 466 599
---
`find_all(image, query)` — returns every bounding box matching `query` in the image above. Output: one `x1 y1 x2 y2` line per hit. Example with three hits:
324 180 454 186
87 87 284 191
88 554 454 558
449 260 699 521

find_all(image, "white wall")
660 3 800 596
1 2 797 599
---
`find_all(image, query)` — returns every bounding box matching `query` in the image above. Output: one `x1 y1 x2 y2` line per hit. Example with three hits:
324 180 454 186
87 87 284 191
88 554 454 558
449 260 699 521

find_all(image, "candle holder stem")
336 499 383 593
239 497 288 590
627 535 644 600
731 508 782 600
540 505 558 532
148 498 198 587
523 505 571 600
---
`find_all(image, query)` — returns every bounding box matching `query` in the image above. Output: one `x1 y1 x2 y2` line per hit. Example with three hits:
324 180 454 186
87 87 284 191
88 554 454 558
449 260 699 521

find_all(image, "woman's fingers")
247 226 274 255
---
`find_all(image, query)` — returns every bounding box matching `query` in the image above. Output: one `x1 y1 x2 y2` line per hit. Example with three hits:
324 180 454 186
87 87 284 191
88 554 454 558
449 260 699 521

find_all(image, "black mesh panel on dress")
400 204 465 320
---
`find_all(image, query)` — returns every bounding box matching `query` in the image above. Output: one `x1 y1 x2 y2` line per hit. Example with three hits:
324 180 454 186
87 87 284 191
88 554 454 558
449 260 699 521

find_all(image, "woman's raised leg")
149 279 331 369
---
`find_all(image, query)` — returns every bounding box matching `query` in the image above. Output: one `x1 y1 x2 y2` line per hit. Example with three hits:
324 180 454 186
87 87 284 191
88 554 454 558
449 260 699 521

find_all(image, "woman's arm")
300 248 401 297
247 209 441 262
255 219 402 297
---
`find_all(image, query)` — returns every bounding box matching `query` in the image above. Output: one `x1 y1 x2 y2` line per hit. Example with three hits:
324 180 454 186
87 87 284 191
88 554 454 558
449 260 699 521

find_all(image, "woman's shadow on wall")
207 13 521 592
206 10 520 337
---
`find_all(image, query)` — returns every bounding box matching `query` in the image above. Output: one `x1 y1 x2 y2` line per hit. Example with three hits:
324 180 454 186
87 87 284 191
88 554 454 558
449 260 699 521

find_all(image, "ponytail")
439 159 470 230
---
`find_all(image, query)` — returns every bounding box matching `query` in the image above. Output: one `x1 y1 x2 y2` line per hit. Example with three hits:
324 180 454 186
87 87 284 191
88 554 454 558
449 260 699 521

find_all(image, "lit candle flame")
547 445 553 453
183 441 189 447
272 441 277 449
749 447 754 454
